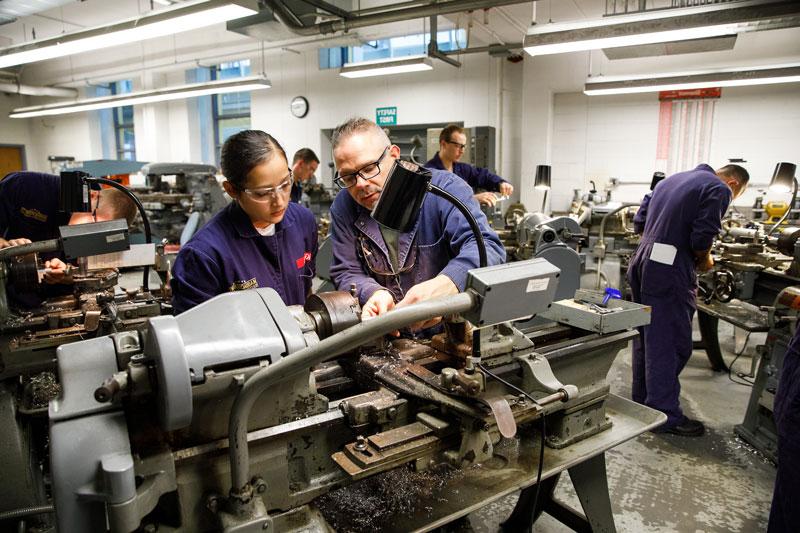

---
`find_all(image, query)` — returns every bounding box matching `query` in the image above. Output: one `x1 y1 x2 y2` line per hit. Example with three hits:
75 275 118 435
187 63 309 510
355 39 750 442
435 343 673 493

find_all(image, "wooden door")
0 145 25 179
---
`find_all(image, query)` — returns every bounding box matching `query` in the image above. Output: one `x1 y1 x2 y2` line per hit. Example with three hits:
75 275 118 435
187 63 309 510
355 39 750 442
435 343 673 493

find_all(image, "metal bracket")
516 353 565 394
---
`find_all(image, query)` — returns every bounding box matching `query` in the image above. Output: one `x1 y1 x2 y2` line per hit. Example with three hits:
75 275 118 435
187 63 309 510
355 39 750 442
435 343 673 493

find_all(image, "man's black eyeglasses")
334 146 390 189
445 140 466 151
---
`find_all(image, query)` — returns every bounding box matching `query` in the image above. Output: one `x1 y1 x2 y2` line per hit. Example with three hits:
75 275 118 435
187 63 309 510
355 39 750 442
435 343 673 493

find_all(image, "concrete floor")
466 321 777 532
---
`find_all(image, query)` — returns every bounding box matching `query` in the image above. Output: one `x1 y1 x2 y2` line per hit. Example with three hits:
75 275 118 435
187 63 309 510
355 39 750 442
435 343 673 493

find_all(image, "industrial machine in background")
131 163 228 245
40 257 661 532
697 219 800 460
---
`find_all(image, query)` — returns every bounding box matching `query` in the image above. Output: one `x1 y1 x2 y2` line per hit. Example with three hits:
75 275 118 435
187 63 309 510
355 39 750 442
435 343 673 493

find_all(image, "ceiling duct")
227 0 343 41
0 0 74 26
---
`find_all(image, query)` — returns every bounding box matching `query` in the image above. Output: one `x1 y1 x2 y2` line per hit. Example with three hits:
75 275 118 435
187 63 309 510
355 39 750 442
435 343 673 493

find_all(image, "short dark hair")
716 164 750 187
439 124 464 144
293 148 320 165
220 130 288 189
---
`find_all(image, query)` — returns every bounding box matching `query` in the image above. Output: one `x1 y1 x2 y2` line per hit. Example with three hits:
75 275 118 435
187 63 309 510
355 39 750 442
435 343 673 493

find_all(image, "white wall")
0 93 33 168
546 85 800 211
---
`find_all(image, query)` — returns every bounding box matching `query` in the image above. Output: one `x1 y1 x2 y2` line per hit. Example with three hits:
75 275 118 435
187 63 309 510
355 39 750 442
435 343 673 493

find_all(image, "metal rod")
227 291 477 492
441 43 523 56
0 239 60 261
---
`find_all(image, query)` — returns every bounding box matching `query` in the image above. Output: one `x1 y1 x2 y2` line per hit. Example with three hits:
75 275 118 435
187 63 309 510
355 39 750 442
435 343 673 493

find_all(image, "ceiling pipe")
266 0 535 36
0 81 77 97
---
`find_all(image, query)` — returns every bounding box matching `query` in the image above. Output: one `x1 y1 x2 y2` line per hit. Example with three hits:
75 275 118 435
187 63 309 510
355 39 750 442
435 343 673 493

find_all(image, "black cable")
477 362 546 521
87 177 152 291
429 184 488 268
727 331 754 387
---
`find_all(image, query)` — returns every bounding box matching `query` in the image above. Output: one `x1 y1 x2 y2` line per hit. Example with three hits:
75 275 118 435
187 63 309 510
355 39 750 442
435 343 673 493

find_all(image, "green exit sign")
376 107 397 126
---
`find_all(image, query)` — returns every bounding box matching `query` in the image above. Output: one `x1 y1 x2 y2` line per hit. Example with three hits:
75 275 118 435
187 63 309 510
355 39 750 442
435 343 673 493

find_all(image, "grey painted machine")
33 258 661 532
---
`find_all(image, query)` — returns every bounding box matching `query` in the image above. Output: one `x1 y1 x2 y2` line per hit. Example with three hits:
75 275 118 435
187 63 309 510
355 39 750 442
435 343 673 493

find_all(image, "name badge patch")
229 278 258 291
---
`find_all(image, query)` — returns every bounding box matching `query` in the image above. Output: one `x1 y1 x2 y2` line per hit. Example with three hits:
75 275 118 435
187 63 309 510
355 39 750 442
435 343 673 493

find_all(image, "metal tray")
540 289 652 334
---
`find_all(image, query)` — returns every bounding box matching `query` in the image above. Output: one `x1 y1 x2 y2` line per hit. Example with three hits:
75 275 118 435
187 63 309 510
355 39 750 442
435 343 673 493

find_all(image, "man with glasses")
425 124 513 207
171 130 317 314
328 118 505 330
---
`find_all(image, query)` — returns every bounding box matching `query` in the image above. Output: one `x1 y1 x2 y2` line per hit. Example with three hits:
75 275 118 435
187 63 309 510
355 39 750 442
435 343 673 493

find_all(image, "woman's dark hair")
220 130 288 189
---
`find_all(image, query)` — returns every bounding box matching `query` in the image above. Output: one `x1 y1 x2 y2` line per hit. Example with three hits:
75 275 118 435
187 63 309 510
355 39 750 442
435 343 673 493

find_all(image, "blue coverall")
171 201 317 314
768 327 800 532
425 152 508 193
627 164 731 428
0 172 71 244
328 168 505 306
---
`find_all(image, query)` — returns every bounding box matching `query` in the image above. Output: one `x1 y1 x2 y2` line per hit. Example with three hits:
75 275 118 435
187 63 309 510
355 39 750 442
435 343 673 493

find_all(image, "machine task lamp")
766 162 798 238
534 165 551 214
370 159 487 267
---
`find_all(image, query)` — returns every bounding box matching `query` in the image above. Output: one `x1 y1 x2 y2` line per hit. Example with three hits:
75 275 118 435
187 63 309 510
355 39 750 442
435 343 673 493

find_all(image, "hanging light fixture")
583 64 800 95
0 0 258 69
9 76 271 118
339 55 434 79
523 0 800 57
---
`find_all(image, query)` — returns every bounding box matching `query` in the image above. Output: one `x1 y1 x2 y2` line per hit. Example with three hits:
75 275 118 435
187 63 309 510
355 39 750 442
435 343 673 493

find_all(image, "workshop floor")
465 321 777 533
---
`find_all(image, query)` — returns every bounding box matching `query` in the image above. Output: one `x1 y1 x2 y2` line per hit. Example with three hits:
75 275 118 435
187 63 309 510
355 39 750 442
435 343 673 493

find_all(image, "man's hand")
474 192 497 207
362 289 395 320
0 237 31 249
499 182 514 196
696 254 714 272
43 258 72 284
395 275 458 331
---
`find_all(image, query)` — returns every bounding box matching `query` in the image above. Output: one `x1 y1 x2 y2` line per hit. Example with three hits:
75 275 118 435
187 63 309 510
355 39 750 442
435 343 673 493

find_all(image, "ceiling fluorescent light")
583 64 800 95
524 0 799 56
9 76 270 118
0 0 257 69
340 56 433 79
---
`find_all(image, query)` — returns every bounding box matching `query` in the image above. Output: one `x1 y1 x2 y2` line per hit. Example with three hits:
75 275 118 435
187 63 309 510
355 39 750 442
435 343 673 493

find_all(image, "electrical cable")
727 331 754 387
86 177 152 291
477 362 546 521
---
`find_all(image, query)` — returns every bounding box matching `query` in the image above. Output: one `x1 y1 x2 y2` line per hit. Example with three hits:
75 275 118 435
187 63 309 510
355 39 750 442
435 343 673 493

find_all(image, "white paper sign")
526 278 550 293
649 243 677 266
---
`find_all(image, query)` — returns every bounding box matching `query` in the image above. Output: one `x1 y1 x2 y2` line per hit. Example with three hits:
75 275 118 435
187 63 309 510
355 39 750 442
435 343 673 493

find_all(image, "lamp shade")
370 160 432 233
769 162 797 192
534 165 551 189
650 171 666 190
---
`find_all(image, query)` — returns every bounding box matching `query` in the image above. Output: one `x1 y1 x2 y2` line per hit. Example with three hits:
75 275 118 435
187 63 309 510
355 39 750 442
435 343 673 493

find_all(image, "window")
212 60 252 164
319 29 467 69
112 80 136 161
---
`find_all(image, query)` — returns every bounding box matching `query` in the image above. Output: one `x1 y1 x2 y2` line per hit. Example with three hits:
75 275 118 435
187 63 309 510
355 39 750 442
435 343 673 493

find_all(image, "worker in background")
171 130 317 314
768 324 800 532
290 148 320 203
329 117 505 330
628 164 749 437
0 171 137 284
425 124 513 207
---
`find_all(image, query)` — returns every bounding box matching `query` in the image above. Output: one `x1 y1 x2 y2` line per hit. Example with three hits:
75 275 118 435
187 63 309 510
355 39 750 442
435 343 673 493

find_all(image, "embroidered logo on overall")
229 278 258 291
20 207 47 222
296 252 312 269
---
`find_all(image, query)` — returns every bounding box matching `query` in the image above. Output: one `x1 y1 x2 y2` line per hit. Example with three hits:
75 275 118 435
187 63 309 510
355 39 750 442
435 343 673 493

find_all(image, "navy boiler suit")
424 152 508 193
0 172 71 245
627 164 731 427
171 201 317 314
768 326 800 532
